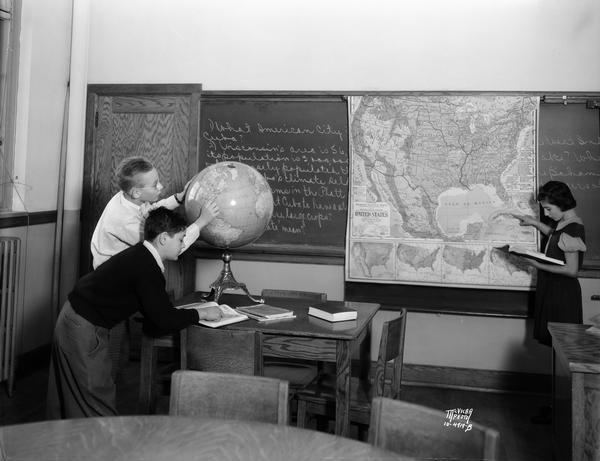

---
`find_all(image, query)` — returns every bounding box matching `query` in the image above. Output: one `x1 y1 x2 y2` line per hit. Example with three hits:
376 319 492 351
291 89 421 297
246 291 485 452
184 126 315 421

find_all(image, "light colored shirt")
91 191 199 269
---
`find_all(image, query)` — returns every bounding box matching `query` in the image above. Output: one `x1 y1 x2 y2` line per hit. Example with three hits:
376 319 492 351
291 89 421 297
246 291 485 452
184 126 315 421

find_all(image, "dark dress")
533 222 586 346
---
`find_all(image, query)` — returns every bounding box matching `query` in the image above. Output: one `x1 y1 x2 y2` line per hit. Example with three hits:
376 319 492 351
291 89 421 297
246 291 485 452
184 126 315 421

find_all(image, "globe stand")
203 251 264 304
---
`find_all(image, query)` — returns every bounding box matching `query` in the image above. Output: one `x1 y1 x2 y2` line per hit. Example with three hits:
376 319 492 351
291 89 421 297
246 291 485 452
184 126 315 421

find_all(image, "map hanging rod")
541 95 600 108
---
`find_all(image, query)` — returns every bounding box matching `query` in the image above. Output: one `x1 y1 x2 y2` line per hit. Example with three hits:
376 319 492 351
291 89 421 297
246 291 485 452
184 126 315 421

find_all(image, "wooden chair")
169 370 289 425
368 397 500 460
138 330 178 414
295 309 407 430
137 292 180 414
260 289 326 390
180 326 258 375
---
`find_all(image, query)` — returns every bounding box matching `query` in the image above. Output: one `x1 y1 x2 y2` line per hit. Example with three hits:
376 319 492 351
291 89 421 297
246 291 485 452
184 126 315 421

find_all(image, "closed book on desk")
236 303 294 321
177 301 248 328
308 316 358 331
308 301 357 322
496 244 565 266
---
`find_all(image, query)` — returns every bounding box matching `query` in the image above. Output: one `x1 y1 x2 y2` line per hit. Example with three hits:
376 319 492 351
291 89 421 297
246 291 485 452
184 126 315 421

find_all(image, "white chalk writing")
201 115 348 237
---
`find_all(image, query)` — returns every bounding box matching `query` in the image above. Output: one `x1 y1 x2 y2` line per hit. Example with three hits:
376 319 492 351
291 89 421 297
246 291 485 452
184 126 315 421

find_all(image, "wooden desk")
548 323 600 461
178 292 380 437
0 415 415 460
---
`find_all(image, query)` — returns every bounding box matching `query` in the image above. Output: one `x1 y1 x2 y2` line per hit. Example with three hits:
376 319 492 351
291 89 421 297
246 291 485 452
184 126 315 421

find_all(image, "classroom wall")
72 0 600 375
86 0 600 91
3 0 72 354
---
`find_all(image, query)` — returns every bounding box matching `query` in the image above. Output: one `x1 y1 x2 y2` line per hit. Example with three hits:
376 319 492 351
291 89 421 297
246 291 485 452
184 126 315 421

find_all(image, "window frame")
0 0 20 212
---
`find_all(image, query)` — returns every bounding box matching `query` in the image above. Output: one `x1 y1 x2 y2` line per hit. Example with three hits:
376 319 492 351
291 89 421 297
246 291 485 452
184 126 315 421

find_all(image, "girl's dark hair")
144 208 187 241
117 156 154 193
537 181 576 211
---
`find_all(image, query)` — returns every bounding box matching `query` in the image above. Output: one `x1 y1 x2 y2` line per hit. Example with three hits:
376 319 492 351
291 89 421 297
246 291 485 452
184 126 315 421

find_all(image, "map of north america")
346 95 539 289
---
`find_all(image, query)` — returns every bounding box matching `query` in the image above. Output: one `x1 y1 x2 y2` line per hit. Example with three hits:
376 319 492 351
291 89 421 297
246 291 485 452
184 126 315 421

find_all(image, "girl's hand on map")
511 213 537 227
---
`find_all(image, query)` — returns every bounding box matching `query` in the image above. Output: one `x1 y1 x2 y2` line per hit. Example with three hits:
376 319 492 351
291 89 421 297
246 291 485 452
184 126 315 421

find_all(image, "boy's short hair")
117 156 154 193
144 208 187 241
537 181 576 211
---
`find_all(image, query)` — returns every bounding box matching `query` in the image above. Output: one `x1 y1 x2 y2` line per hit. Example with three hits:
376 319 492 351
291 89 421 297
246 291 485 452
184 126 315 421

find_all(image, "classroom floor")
0 350 553 461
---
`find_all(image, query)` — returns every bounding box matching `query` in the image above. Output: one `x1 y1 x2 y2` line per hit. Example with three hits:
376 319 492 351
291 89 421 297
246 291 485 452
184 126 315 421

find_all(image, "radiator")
0 237 20 397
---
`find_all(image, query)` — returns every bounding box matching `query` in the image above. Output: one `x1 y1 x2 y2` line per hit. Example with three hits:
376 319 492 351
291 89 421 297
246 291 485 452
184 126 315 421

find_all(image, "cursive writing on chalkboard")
538 103 600 265
539 136 600 191
199 99 349 250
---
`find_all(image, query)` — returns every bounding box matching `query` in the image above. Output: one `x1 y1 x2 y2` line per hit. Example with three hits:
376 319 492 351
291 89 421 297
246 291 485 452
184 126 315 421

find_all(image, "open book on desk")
176 301 249 328
496 245 565 266
235 303 295 322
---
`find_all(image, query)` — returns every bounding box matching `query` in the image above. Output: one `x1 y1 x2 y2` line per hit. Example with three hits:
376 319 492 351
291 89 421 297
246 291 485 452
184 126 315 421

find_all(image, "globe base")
206 251 264 304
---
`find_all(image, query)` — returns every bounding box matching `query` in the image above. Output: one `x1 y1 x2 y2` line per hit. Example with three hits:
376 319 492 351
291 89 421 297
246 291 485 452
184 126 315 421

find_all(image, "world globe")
184 161 274 249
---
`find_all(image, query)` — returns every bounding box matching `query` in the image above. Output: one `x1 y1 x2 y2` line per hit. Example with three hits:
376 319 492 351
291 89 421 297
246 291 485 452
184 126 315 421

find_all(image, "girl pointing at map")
512 181 586 345
512 181 586 423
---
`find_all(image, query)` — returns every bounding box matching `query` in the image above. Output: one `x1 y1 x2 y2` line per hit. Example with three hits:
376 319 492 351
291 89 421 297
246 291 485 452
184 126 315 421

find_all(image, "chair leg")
138 336 157 414
296 399 308 428
357 424 368 442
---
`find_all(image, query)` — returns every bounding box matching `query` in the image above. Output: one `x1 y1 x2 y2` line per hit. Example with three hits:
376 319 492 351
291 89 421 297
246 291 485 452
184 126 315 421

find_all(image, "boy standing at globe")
90 156 219 269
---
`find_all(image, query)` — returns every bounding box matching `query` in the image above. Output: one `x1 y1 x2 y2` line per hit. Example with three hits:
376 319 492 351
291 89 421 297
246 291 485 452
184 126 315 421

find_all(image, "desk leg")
255 332 263 376
335 340 351 437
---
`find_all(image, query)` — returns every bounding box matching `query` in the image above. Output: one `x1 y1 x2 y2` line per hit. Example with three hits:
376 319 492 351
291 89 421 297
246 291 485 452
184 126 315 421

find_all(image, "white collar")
142 240 165 273
118 190 142 210
556 209 583 231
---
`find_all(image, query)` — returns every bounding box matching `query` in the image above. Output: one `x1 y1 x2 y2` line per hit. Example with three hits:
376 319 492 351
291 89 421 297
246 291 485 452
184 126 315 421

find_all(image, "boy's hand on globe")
195 199 220 228
196 305 222 322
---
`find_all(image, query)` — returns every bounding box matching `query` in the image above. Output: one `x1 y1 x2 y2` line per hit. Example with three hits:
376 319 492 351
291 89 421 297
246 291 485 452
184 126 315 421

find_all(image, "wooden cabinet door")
81 84 202 299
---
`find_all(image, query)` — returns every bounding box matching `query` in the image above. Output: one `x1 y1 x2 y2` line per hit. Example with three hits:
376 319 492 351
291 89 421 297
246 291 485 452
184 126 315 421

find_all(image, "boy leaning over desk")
46 208 223 420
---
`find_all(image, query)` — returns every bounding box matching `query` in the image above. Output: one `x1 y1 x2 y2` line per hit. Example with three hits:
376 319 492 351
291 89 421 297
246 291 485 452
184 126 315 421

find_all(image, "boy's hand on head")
197 305 222 321
195 199 220 228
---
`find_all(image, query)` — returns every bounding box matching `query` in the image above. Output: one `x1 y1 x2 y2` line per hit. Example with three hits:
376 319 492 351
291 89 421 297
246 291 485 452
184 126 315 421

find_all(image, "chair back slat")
181 327 258 375
169 370 289 425
374 309 407 399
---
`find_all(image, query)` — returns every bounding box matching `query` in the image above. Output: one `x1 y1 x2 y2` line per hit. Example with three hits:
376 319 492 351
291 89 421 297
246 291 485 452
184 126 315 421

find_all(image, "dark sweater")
69 243 198 333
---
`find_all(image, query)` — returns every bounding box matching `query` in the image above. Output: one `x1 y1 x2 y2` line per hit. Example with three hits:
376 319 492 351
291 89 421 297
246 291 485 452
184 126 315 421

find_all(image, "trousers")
46 300 118 419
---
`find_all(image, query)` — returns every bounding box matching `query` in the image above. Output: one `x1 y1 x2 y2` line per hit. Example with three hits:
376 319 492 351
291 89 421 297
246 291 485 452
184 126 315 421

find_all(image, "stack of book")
308 301 357 322
236 303 295 322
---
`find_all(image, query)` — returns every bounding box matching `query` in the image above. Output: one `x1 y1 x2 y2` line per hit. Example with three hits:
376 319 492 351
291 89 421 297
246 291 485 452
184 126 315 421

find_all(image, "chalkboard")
538 102 600 268
197 96 349 260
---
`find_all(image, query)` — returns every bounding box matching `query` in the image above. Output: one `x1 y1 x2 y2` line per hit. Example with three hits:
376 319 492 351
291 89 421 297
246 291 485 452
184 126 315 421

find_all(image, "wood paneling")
81 84 202 298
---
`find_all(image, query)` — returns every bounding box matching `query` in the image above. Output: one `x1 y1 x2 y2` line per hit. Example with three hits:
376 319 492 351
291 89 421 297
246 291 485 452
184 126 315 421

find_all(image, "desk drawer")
262 336 336 361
